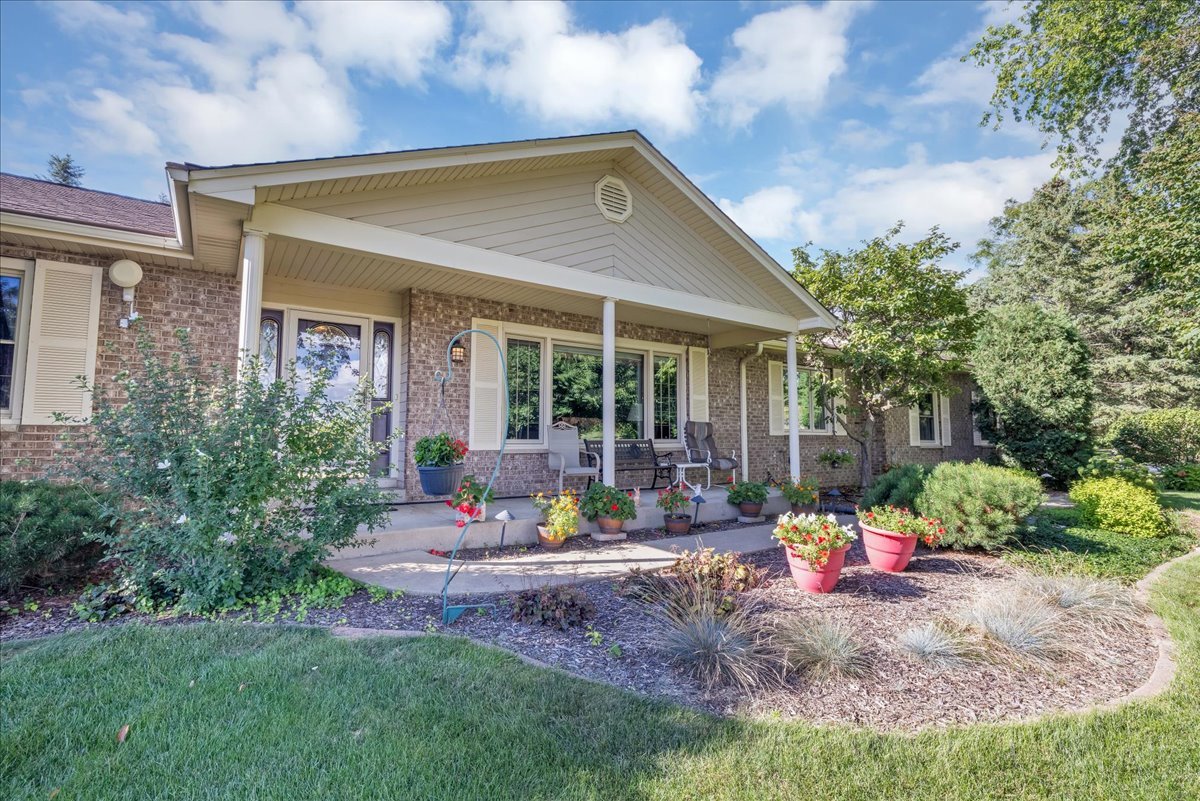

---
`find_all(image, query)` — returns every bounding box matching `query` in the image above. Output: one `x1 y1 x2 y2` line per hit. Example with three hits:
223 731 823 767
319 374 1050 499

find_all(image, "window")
971 390 995 446
908 390 950 447
507 338 542 441
0 271 24 413
769 362 831 435
551 344 644 439
653 354 679 439
372 330 391 398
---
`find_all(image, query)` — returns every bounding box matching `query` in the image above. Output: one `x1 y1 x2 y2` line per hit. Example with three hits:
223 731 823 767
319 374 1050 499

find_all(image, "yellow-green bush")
1068 477 1168 538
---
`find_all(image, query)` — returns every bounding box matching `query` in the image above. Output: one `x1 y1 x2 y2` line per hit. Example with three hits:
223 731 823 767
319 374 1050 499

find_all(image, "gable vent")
595 175 633 223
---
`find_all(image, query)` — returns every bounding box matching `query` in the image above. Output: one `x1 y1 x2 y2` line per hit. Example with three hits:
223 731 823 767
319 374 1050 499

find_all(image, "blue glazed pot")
417 464 465 496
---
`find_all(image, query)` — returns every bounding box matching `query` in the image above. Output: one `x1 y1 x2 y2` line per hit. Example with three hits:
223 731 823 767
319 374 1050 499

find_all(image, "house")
0 131 992 497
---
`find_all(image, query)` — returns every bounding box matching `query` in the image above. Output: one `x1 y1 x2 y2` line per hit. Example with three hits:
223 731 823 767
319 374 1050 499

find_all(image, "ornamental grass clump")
774 617 871 680
56 327 392 614
898 622 975 667
652 575 777 691
959 590 1070 664
1015 573 1142 632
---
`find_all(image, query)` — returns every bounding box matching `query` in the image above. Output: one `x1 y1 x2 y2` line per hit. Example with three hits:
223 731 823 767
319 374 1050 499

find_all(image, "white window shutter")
468 320 503 450
908 405 921 446
768 361 784 435
831 368 846 435
940 392 953 448
21 260 101 425
688 346 709 423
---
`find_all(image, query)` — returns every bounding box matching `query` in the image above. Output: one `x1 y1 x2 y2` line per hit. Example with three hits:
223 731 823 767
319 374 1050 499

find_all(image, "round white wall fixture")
109 259 143 288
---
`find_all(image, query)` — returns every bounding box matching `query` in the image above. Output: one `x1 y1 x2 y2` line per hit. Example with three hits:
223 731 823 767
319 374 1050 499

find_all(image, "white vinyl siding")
20 260 102 425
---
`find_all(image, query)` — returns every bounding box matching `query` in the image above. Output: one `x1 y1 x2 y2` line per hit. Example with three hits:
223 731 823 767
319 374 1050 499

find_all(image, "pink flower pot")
785 543 851 593
859 523 918 573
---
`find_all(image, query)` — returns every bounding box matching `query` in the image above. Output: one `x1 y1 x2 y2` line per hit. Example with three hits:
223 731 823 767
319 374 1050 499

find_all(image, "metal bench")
584 438 673 489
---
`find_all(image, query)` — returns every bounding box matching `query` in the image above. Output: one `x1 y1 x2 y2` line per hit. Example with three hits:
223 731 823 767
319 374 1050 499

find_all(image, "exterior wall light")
108 259 143 327
451 344 466 364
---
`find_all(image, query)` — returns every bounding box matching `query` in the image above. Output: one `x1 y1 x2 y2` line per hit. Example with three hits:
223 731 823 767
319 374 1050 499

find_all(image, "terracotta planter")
738 502 764 517
860 522 918 573
789 503 818 516
537 525 565 550
663 513 691 535
785 543 851 593
416 464 464 496
592 516 627 541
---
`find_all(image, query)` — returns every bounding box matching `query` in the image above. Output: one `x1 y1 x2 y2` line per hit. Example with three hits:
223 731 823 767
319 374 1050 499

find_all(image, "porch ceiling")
263 234 784 341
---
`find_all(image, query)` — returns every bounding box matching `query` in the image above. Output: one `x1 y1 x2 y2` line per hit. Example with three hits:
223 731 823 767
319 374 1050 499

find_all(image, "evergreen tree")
42 154 85 187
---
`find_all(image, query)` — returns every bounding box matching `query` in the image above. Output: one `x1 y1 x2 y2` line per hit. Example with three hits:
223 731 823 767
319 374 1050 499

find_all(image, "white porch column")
602 297 617 486
236 229 267 370
786 332 801 480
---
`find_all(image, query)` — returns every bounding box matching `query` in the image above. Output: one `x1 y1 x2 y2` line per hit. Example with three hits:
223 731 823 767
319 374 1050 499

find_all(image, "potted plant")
580 483 637 541
725 481 769 518
530 489 579 549
656 486 693 535
445 475 494 527
856 505 943 573
773 512 858 593
780 478 819 515
414 432 468 495
818 447 856 471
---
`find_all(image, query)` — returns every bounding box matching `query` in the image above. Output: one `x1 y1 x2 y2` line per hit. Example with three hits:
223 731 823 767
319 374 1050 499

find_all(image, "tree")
970 0 1199 171
41 154 85 187
793 224 976 488
972 304 1094 485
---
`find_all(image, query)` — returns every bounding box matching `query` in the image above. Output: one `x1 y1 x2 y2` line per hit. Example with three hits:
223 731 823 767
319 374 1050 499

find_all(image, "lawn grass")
1158 490 1200 513
3 554 1199 801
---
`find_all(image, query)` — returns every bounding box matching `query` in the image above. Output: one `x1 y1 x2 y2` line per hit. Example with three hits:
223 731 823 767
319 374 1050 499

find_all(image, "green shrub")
861 464 929 511
1158 464 1200 492
1077 452 1157 490
1069 477 1169 538
511 585 596 630
665 547 766 615
915 461 1044 550
1109 408 1200 465
0 480 113 594
972 305 1094 485
58 327 392 613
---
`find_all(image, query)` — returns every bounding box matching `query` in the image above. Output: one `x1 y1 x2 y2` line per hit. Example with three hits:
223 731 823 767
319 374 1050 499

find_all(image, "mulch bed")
1 539 1159 732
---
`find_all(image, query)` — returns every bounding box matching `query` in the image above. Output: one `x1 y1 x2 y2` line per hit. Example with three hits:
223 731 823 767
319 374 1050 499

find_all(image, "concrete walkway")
328 522 789 595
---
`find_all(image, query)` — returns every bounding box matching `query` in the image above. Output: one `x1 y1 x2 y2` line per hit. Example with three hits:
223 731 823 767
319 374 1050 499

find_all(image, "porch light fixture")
109 259 143 327
450 344 466 364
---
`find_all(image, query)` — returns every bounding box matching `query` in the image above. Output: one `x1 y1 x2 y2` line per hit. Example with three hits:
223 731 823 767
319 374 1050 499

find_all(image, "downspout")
738 344 764 481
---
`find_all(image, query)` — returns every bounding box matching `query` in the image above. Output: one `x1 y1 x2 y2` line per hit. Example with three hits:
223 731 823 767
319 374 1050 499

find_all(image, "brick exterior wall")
0 244 240 480
882 372 992 469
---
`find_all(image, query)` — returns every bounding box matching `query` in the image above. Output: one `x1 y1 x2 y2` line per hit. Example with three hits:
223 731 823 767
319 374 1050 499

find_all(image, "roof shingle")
0 173 176 237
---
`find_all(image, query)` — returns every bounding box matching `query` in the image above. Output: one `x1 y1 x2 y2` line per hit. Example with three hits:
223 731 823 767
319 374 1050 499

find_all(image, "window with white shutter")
20 260 102 425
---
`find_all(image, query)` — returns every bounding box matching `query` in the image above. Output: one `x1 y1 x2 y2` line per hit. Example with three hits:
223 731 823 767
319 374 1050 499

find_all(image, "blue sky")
0 1 1058 272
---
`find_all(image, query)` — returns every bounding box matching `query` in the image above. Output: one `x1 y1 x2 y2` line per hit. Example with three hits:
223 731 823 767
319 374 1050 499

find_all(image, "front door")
293 315 395 478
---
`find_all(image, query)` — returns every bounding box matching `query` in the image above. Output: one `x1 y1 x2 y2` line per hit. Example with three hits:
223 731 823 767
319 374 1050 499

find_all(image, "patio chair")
547 421 600 491
682 421 739 489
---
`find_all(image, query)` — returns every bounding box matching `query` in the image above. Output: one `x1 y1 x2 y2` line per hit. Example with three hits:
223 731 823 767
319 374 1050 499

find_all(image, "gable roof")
0 173 176 237
178 131 836 331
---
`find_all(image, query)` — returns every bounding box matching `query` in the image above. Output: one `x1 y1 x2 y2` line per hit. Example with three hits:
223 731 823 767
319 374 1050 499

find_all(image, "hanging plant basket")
417 464 465 496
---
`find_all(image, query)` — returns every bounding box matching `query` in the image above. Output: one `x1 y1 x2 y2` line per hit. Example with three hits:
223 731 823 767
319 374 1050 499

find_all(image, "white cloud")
710 2 869 128
452 0 703 137
72 89 161 156
907 0 1022 109
298 0 452 85
835 119 895 151
810 150 1056 249
718 185 819 242
43 0 454 165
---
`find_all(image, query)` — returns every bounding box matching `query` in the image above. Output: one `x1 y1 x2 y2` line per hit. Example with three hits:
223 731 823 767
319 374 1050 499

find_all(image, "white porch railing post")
237 228 267 372
602 297 616 486
786 332 801 481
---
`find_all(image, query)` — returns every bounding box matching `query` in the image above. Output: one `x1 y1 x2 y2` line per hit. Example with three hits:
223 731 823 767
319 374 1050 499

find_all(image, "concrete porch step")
334 488 795 560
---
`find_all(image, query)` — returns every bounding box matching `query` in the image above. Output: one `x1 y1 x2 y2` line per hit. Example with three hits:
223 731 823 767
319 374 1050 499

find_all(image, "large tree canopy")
970 0 1199 170
793 224 976 486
